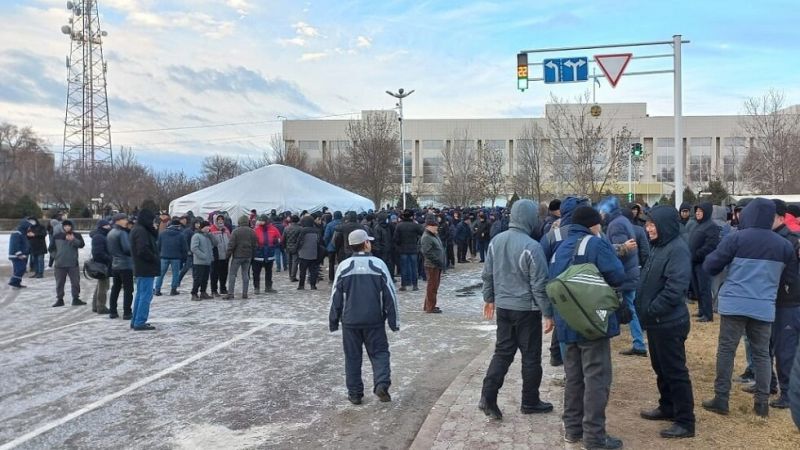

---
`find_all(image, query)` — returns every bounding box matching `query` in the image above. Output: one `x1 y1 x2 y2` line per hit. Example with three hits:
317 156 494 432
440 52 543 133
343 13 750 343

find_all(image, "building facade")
283 103 771 204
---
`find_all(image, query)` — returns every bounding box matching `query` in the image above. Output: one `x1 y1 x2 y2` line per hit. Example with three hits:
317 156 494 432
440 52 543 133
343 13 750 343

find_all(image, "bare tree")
545 93 630 200
105 148 157 212
0 123 54 203
342 111 400 208
152 170 200 211
739 89 800 194
201 154 241 186
475 142 506 207
512 122 547 201
440 129 480 207
239 133 310 173
312 145 349 187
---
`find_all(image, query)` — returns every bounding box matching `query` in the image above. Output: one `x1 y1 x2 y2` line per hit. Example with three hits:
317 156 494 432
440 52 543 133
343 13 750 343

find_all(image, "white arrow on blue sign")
543 57 589 84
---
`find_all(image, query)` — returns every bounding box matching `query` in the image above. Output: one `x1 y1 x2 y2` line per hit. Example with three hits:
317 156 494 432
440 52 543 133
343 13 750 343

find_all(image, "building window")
484 140 505 150
422 140 445 150
722 137 746 185
655 138 675 182
689 137 712 183
423 157 444 183
298 140 320 152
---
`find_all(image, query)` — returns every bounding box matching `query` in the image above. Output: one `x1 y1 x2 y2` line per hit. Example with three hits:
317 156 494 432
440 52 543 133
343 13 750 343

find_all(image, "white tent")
169 164 375 220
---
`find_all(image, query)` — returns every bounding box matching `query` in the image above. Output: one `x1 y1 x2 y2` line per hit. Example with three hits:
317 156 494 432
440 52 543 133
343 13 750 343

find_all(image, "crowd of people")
6 195 800 447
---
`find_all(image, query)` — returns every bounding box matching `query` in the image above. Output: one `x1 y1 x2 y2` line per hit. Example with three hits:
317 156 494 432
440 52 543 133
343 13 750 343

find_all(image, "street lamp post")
386 88 414 210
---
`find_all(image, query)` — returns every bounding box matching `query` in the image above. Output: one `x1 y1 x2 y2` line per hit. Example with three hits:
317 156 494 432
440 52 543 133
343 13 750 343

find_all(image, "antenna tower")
60 0 113 181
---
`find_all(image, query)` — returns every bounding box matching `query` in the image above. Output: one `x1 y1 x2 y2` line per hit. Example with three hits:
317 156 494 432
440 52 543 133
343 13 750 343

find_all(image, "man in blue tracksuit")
550 206 626 450
8 219 32 288
702 198 798 418
597 196 646 357
329 229 399 405
324 211 342 282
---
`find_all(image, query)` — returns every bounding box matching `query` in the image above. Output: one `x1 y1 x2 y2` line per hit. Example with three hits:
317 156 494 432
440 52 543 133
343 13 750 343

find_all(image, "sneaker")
170 289 179 296
520 401 554 414
770 396 790 409
735 370 755 384
659 423 694 439
52 299 65 307
701 397 729 415
565 433 583 443
582 435 623 450
265 288 277 294
348 394 363 405
154 290 162 296
696 316 713 323
619 348 648 357
754 401 769 417
375 385 392 402
640 408 675 421
133 324 156 331
200 292 213 300
742 384 778 395
10 284 26 289
478 396 503 420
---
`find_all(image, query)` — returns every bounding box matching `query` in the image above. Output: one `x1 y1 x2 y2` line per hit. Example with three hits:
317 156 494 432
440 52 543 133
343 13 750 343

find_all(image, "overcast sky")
1 0 798 176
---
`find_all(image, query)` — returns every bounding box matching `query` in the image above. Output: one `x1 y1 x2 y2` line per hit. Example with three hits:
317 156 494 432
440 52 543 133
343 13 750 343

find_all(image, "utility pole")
61 0 113 191
386 88 414 210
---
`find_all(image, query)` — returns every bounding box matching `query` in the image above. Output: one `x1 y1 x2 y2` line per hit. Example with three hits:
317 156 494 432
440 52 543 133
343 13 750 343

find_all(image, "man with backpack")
478 199 554 421
548 206 626 450
636 206 695 439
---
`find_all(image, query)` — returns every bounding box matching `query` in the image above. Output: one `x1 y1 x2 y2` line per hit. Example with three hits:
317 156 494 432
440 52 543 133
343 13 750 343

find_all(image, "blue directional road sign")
543 57 589 84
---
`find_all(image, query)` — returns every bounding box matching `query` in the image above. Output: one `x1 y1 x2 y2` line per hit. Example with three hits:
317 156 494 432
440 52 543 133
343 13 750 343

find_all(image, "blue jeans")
399 253 418 288
275 249 287 271
622 290 646 351
476 239 488 262
30 254 45 275
155 259 182 292
131 277 155 328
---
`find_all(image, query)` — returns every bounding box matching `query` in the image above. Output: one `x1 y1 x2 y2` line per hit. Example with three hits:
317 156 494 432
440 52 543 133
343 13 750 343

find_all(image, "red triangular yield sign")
595 53 632 88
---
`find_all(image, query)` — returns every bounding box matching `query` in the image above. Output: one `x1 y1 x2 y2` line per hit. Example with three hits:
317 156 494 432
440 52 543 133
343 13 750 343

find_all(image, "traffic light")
517 53 528 91
631 142 643 157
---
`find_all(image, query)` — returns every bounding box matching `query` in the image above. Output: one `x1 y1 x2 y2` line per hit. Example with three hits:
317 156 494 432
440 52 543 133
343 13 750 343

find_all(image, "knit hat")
788 204 800 217
773 199 787 217
62 219 74 228
111 212 128 222
572 206 602 229
548 199 561 212
258 214 269 222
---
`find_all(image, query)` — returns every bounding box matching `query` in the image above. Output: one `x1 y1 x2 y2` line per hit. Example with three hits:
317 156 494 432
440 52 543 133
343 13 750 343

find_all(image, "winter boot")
72 298 86 306
701 397 729 415
52 299 65 307
170 289 179 296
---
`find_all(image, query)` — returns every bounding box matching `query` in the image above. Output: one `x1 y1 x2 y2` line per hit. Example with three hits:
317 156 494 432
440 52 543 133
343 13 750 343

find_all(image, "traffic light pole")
628 147 633 203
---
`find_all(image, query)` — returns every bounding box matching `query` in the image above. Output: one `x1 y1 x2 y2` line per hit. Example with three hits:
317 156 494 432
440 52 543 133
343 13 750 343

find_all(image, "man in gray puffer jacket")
478 199 554 420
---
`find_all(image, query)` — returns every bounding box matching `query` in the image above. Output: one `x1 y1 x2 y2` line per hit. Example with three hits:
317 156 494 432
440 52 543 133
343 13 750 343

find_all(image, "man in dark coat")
394 210 423 291
155 219 188 296
90 220 112 314
473 212 491 262
8 219 31 288
27 217 47 278
52 220 85 307
454 216 472 263
371 212 395 281
107 213 133 319
334 211 367 261
129 209 160 331
688 202 720 322
636 206 695 439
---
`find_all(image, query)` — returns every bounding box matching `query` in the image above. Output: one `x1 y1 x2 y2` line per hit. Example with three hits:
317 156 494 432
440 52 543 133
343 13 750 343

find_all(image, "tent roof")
169 164 374 219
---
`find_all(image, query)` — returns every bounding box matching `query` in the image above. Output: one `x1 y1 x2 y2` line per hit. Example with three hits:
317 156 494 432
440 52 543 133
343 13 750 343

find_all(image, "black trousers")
210 258 229 293
446 242 455 267
647 321 695 431
550 330 562 361
328 251 337 281
191 264 210 295
298 258 320 288
482 308 543 406
109 269 134 315
252 260 274 290
343 327 391 397
456 241 468 262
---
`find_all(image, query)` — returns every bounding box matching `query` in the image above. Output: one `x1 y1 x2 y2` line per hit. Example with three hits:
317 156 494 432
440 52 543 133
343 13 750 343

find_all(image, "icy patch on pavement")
173 418 318 450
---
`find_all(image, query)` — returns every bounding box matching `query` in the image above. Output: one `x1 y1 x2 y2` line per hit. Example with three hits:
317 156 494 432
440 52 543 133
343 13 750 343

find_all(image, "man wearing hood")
479 199 554 421
540 196 590 262
8 218 32 288
372 212 395 281
623 206 651 268
90 220 112 314
155 219 188 296
678 203 692 228
637 206 695 439
702 198 798 418
52 219 85 306
334 211 368 262
597 196 647 357
130 209 160 331
688 202 720 322
324 211 343 282
26 217 47 278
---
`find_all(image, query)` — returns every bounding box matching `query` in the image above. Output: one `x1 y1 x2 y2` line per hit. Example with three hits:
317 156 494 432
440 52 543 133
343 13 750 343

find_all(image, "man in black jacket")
372 212 395 281
129 209 160 331
334 211 367 261
90 220 112 314
27 217 47 278
688 202 719 322
394 210 423 291
637 206 695 439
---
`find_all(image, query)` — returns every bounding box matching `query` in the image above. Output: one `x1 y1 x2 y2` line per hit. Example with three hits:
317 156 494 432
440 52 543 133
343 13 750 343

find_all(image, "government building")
282 102 789 205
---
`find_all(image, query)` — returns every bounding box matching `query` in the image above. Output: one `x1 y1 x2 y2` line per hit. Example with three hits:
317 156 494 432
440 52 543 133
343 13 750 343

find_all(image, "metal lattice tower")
61 0 113 178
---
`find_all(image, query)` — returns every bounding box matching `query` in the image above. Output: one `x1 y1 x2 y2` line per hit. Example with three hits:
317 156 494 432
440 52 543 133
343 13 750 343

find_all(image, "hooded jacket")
228 216 257 259
636 206 691 330
107 224 133 271
27 218 47 256
540 197 590 262
482 199 552 314
191 230 215 266
371 212 393 257
622 208 651 267
297 216 322 261
688 202 720 264
324 212 342 252
254 221 281 261
712 205 732 240
393 216 424 255
129 209 160 277
9 219 32 260
334 212 368 260
209 216 231 261
90 220 112 267
549 223 626 343
774 224 800 308
598 196 640 291
157 223 188 260
703 198 798 322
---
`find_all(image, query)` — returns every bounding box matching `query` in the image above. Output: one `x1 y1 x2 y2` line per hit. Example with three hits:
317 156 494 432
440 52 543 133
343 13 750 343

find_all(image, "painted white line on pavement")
0 318 103 346
0 319 294 450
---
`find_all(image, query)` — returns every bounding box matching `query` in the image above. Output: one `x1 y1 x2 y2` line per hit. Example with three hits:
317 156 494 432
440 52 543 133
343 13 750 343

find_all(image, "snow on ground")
0 233 94 268
0 262 494 449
